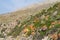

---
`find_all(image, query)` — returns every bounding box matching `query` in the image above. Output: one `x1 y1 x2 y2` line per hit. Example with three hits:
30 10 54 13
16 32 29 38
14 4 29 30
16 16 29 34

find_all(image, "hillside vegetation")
7 2 60 40
0 2 60 40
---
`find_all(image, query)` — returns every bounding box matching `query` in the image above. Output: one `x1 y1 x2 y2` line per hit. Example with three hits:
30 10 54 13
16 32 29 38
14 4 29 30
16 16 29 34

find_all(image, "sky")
0 0 58 14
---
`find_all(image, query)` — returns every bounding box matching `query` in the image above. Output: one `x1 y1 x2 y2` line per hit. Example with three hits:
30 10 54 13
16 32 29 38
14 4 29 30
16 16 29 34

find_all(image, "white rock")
0 38 4 40
53 11 57 16
42 36 48 40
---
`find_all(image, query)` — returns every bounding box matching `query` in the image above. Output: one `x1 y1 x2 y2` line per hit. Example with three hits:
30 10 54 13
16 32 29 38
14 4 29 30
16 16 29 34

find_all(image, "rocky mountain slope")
0 1 60 40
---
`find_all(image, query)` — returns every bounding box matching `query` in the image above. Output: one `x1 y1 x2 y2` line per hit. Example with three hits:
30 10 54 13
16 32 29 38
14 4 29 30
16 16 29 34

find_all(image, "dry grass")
0 3 55 23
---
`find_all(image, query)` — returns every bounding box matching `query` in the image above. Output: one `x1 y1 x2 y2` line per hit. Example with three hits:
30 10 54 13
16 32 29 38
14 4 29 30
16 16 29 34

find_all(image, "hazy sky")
0 0 46 14
0 0 58 14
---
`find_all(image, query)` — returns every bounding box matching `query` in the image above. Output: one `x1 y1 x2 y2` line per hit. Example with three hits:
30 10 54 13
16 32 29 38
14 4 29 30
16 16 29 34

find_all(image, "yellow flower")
23 28 29 33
